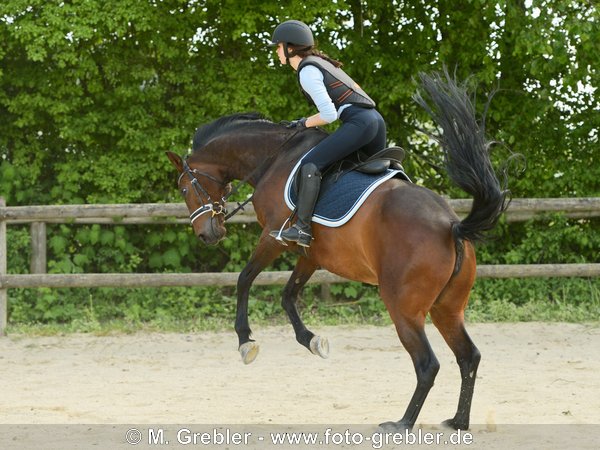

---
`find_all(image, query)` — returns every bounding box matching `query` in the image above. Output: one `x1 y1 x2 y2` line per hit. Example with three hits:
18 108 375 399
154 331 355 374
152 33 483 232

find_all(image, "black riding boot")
278 163 321 247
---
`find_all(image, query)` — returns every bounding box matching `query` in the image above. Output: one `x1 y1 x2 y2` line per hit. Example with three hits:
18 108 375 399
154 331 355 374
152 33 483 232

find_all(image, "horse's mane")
192 112 277 152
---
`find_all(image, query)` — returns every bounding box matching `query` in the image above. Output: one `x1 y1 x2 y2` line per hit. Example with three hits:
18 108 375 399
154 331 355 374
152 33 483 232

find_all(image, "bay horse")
166 72 510 431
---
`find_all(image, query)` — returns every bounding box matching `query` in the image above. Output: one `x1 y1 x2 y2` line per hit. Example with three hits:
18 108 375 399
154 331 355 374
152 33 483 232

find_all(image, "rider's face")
276 43 287 65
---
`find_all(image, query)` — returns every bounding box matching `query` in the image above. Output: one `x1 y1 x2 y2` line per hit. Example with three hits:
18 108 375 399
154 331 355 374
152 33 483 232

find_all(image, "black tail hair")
414 69 511 243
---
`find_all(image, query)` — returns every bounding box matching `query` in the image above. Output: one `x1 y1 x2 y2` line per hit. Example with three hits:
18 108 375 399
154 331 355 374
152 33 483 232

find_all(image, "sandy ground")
1 322 600 449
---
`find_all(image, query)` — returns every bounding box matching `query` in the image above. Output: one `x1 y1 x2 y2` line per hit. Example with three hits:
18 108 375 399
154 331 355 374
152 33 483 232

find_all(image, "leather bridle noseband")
179 159 228 224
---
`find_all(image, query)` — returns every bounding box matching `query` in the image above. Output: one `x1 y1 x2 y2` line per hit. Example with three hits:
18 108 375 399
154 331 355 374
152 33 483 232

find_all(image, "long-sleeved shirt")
298 65 351 124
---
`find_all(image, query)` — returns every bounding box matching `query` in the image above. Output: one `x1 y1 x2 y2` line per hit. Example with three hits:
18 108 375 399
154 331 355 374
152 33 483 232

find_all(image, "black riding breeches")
301 105 387 171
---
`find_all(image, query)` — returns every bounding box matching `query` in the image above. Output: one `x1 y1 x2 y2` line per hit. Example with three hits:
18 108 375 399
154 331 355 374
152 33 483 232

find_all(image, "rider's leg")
273 107 386 247
278 162 321 247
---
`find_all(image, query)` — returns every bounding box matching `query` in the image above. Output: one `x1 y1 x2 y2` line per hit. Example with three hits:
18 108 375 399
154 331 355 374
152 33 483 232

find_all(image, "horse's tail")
414 70 511 246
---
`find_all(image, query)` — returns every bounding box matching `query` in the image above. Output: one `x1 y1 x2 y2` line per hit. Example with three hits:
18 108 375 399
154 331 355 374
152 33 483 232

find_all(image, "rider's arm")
298 65 337 128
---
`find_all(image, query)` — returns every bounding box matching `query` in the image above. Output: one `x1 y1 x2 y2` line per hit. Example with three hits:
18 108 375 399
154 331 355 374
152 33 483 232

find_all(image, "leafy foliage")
1 0 598 326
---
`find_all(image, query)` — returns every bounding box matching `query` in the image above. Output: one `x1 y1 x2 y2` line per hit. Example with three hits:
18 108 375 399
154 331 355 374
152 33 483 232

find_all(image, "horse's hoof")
239 341 259 364
309 336 329 359
441 418 468 430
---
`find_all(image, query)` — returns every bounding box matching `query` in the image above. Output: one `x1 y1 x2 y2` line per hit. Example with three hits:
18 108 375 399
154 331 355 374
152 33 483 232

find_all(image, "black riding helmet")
270 20 314 63
270 20 314 47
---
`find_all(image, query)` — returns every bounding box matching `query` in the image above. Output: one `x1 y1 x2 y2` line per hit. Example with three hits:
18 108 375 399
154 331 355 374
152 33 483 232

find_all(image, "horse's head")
166 151 231 245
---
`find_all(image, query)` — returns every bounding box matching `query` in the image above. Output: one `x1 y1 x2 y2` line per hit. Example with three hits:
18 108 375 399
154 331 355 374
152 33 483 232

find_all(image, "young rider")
270 19 387 248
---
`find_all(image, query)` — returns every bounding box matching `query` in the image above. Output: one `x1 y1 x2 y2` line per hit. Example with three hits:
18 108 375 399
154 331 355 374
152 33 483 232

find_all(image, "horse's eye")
181 188 188 196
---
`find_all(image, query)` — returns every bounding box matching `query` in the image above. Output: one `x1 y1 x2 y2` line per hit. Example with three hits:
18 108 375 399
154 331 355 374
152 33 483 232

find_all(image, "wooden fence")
1 197 600 335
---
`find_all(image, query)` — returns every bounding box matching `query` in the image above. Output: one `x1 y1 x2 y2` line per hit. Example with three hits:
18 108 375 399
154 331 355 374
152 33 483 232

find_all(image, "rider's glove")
286 117 307 130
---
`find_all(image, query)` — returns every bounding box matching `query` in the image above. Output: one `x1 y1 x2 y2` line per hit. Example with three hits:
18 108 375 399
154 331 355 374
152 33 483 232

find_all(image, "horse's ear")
166 151 183 172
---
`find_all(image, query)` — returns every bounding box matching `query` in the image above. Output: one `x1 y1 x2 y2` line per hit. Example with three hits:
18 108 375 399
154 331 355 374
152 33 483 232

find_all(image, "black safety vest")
297 56 376 110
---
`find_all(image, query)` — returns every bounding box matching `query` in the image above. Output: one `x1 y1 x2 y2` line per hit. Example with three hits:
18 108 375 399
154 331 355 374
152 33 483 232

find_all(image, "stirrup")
269 217 291 246
270 224 313 247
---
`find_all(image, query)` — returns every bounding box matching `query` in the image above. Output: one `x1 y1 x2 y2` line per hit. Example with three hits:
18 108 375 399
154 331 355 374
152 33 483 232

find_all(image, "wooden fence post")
320 283 332 301
30 222 47 274
0 197 7 336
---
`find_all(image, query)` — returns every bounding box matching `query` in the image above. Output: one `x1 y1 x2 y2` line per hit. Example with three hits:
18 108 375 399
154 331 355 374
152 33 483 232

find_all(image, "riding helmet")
270 20 314 47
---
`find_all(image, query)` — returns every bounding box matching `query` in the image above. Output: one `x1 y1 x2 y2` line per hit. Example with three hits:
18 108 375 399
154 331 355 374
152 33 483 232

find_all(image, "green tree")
0 0 597 324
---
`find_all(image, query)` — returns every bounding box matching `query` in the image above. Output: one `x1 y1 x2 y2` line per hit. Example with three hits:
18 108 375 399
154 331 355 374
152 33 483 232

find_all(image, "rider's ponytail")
288 45 343 68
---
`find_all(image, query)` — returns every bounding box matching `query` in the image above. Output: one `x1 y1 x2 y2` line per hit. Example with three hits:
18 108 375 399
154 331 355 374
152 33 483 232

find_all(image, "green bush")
5 215 599 328
2 1 598 329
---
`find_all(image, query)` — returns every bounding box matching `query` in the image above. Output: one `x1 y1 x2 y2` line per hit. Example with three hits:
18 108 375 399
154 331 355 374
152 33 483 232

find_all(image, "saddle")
285 146 411 228
354 146 407 174
326 146 406 177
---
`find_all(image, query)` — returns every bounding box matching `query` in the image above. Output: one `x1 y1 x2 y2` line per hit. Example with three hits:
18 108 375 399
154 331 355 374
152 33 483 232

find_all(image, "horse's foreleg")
281 257 329 358
236 233 284 364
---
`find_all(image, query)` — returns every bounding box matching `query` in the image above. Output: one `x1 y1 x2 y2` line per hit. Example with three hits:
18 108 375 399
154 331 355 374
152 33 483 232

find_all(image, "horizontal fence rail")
1 198 600 224
1 197 600 334
1 264 600 290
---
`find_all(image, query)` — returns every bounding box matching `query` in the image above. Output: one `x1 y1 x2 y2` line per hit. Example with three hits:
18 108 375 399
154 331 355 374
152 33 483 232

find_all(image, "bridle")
179 159 228 224
178 127 304 226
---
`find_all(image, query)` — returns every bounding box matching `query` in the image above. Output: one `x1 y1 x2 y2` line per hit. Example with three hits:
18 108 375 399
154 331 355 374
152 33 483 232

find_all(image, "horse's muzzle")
196 219 226 245
197 231 224 245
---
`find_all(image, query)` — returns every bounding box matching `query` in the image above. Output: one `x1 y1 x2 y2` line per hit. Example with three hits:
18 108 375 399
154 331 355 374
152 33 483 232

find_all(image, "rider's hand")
286 117 307 130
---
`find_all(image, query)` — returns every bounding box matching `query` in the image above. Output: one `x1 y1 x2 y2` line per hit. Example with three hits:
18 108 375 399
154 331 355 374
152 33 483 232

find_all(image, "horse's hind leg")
431 313 480 430
379 284 441 431
430 251 480 430
281 256 329 358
